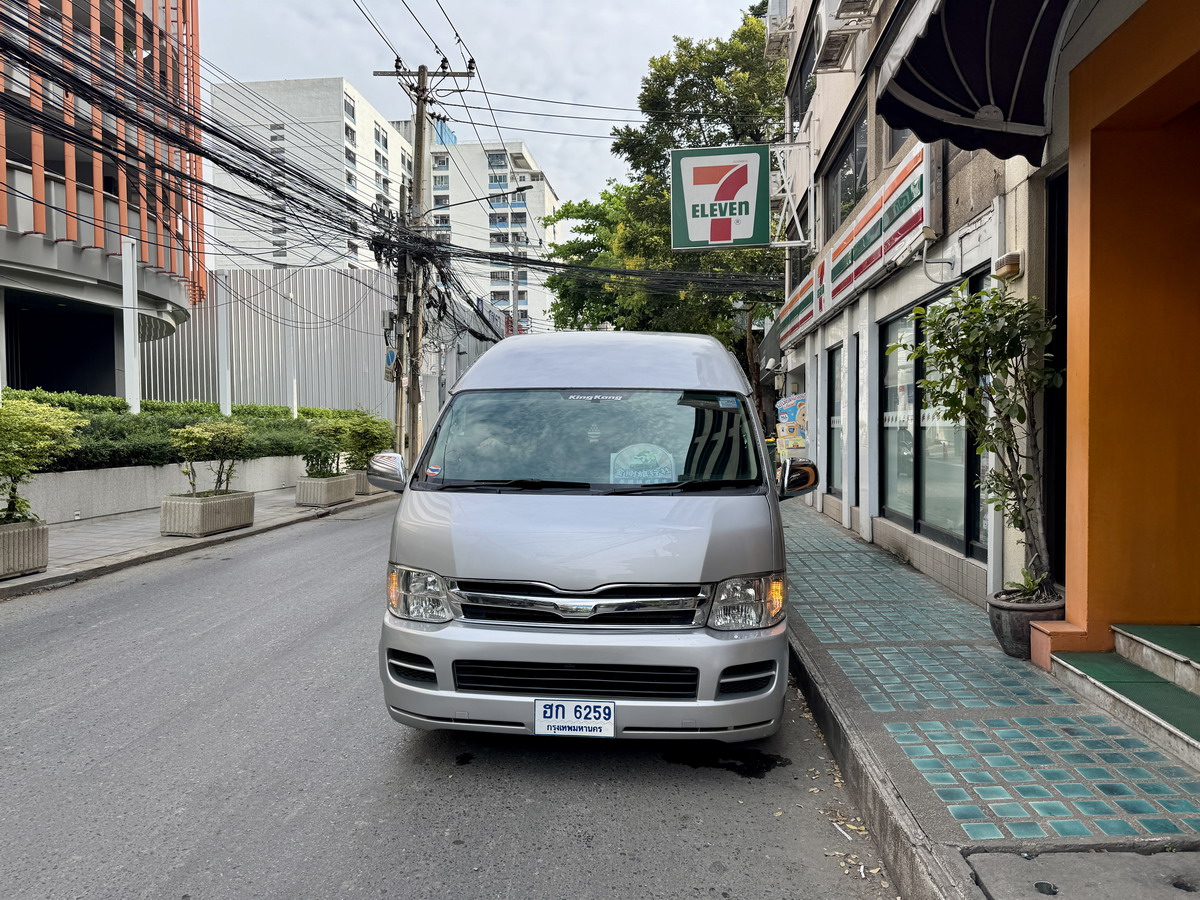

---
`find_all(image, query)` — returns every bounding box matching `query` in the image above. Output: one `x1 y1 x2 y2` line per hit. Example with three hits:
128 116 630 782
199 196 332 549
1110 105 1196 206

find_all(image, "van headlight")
707 574 787 630
386 565 453 623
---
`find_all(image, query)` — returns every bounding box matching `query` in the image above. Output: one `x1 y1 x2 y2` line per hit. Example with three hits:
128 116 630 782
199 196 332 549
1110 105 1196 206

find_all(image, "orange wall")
1055 0 1200 654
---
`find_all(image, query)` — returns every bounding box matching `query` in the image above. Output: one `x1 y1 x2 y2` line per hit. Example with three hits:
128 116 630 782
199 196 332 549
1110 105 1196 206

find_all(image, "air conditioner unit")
834 0 878 17
765 11 794 60
814 0 872 73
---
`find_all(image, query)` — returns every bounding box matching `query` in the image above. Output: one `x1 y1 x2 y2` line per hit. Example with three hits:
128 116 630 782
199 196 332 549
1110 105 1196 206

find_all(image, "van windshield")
416 389 762 492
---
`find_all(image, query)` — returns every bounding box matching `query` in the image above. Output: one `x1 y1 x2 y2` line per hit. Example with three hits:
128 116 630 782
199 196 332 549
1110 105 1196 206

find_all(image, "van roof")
453 331 751 394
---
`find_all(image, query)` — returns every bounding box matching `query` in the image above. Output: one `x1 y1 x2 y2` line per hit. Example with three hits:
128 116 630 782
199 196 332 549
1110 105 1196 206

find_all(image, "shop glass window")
919 312 968 539
827 346 844 497
882 317 916 519
825 111 869 238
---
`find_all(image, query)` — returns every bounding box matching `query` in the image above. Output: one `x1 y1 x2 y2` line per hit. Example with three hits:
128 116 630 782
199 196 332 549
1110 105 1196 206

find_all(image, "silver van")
368 332 818 742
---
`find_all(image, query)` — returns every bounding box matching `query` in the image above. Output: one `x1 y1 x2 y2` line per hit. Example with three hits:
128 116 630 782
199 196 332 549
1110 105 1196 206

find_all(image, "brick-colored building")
0 0 204 396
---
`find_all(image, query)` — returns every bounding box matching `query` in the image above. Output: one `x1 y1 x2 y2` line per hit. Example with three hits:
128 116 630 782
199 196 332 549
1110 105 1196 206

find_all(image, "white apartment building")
209 78 413 271
426 134 560 333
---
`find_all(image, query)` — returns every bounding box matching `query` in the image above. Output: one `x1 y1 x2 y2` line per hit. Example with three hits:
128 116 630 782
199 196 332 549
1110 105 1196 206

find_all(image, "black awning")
876 0 1071 164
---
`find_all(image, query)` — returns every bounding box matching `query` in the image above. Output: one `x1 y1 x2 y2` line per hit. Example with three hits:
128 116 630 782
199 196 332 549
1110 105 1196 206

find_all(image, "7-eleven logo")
678 150 761 245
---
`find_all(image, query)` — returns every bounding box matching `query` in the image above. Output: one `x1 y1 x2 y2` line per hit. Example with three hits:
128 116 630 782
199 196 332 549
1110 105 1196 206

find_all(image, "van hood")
392 490 781 590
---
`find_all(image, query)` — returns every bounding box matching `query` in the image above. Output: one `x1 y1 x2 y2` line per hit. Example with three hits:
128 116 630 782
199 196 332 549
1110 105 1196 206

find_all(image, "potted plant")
161 421 255 537
296 421 356 508
342 415 395 495
890 279 1064 658
0 399 87 578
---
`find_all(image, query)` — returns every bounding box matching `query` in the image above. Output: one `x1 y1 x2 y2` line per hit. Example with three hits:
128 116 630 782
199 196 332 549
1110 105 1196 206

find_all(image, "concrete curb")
786 625 988 900
0 491 397 602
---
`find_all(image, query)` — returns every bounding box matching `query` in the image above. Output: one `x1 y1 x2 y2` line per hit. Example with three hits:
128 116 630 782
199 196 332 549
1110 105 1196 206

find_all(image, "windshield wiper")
603 478 760 495
436 478 595 492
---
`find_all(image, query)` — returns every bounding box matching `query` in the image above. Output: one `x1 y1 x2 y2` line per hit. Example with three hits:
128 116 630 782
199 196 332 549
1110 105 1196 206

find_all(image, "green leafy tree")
0 400 87 523
544 11 784 347
889 280 1062 600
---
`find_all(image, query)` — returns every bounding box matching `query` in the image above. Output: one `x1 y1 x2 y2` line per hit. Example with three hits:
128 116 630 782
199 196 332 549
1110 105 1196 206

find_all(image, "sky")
200 0 753 205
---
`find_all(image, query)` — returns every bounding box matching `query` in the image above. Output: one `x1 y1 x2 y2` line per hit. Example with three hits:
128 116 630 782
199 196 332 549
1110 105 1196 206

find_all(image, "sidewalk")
0 487 397 601
781 500 1200 900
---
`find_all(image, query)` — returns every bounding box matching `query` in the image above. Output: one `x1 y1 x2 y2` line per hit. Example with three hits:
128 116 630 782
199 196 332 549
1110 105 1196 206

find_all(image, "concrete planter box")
0 521 49 579
160 492 256 538
296 474 356 508
351 469 386 495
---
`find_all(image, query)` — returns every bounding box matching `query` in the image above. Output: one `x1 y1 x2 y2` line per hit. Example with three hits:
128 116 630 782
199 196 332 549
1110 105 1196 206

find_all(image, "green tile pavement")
781 500 1200 849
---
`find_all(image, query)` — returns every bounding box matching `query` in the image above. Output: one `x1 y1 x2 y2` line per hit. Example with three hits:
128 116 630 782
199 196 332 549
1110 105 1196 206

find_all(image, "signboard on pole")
670 145 771 251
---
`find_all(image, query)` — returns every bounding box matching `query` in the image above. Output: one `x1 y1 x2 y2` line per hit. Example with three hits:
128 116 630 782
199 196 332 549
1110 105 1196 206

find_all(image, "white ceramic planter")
0 521 49 579
160 492 256 538
351 469 385 495
296 474 356 508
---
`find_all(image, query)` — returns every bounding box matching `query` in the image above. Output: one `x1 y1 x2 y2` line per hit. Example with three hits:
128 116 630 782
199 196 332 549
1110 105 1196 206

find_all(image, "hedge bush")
6 388 381 474
2 387 129 413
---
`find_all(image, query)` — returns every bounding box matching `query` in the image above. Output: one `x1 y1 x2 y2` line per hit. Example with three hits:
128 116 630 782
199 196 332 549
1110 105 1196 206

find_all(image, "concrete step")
1051 651 1200 773
1113 624 1200 697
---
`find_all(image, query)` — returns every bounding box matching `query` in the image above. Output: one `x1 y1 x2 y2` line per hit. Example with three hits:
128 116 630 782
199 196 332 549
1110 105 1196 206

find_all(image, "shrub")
141 399 221 416
300 406 367 420
233 403 292 419
300 421 346 478
342 416 394 469
1 387 128 414
0 400 88 522
168 421 251 495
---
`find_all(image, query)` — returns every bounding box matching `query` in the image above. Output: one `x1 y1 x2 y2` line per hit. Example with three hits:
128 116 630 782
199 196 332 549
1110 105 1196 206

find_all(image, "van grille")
449 580 709 628
453 660 700 700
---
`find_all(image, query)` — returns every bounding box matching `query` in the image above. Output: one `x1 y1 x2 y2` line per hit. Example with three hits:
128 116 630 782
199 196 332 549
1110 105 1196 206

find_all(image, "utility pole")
375 61 473 467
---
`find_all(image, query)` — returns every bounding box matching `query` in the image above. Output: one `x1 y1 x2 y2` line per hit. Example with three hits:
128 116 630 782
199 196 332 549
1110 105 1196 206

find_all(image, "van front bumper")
378 615 788 742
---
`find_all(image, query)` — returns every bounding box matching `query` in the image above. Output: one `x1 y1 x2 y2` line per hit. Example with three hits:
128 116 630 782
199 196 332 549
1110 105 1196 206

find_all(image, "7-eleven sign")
670 144 771 251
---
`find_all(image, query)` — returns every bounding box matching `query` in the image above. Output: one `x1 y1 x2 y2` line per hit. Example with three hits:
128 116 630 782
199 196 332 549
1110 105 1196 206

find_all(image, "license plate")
534 699 616 737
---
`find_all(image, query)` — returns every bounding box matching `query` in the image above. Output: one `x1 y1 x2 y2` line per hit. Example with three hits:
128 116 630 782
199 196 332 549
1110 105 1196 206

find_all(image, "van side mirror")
366 452 408 492
779 457 819 499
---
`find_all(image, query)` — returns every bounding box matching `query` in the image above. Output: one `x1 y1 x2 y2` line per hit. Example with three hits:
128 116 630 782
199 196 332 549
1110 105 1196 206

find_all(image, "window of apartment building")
375 151 388 170
344 93 356 121
433 155 448 171
433 194 449 208
788 39 817 140
345 148 356 165
489 173 509 189
530 173 544 182
374 124 388 150
888 126 912 159
511 213 527 227
516 270 528 284
433 175 449 189
827 345 844 498
491 290 509 303
347 240 359 257
434 214 450 227
344 124 355 145
489 213 508 227
487 152 507 169
518 298 528 309
490 270 510 282
490 232 509 244
880 276 988 558
825 109 868 238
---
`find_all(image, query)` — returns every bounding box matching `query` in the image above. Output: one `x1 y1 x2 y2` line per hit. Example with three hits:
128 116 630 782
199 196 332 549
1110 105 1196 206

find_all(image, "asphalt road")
0 500 892 900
